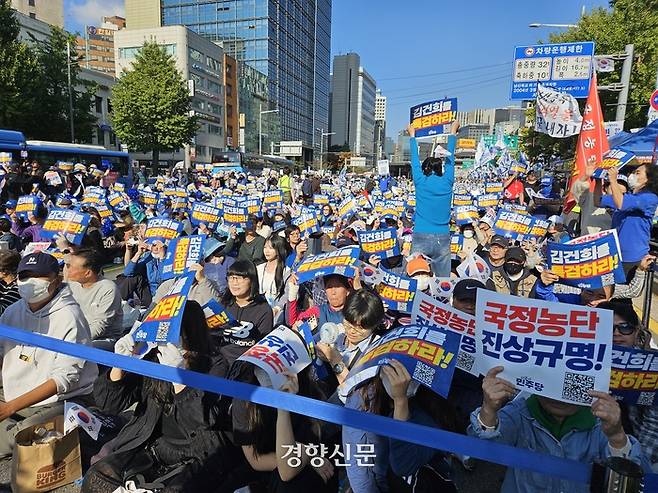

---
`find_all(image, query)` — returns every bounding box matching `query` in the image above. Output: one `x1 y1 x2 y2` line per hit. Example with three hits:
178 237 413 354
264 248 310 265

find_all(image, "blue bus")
0 129 132 186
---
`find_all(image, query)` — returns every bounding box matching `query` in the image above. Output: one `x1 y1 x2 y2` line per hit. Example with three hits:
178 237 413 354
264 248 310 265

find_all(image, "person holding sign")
598 164 658 277
83 301 237 492
407 120 460 277
470 366 646 492
119 238 166 308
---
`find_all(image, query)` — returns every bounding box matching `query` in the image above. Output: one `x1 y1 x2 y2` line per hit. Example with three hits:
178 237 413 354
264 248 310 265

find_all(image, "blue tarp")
609 119 658 161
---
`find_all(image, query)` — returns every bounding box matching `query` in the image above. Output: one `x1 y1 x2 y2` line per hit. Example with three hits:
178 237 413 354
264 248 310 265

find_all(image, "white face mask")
627 174 639 191
17 277 52 304
414 275 432 291
464 230 475 239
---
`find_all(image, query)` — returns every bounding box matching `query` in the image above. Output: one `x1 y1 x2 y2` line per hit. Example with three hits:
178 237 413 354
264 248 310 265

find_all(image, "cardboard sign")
293 210 321 237
593 148 636 179
134 274 194 343
295 246 360 284
338 195 357 220
454 205 479 226
190 202 222 229
143 217 183 243
411 290 479 375
410 98 458 137
237 326 311 390
313 194 330 205
547 229 624 288
485 182 504 194
107 191 128 210
475 290 613 405
357 227 400 260
343 325 461 398
452 194 473 206
41 209 91 246
610 346 658 405
202 299 236 330
263 190 284 210
161 235 205 280
139 190 159 206
375 269 417 313
377 159 390 176
450 235 463 260
476 193 500 209
493 209 533 240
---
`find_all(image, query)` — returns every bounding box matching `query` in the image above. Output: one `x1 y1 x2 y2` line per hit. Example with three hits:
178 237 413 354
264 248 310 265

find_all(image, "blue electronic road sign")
510 42 595 100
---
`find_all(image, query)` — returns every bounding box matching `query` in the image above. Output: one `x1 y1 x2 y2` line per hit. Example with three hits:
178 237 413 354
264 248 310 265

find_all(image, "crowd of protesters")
0 121 657 493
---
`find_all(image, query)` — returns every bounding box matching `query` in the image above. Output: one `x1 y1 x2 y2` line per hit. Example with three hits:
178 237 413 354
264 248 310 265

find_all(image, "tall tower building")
374 89 386 160
11 0 63 27
329 53 376 164
125 0 331 161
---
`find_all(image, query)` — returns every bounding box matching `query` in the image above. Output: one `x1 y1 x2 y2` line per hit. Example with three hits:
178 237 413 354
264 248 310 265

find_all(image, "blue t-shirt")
411 135 457 235
601 190 658 263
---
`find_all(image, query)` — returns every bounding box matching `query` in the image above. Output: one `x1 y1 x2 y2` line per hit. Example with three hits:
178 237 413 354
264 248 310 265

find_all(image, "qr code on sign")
412 361 435 386
561 372 594 404
457 352 475 372
637 392 655 406
156 322 170 342
600 273 615 286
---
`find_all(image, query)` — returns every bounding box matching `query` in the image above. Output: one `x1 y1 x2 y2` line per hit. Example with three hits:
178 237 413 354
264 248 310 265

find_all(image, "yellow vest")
278 175 291 192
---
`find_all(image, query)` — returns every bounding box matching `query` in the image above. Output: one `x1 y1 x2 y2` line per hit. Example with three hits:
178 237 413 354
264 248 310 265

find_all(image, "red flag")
563 74 609 213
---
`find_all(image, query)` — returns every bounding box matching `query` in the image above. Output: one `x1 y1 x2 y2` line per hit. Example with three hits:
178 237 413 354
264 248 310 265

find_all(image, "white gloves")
114 333 136 357
157 343 186 369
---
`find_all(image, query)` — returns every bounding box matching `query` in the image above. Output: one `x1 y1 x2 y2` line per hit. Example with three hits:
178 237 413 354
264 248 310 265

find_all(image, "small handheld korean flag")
64 401 101 440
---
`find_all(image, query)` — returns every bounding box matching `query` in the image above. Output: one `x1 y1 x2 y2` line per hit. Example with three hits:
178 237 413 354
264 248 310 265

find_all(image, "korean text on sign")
610 346 658 406
357 228 400 260
475 290 612 405
295 246 360 283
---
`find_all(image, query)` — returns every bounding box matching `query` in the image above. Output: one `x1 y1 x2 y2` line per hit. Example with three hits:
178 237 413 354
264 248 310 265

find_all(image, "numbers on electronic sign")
513 58 552 82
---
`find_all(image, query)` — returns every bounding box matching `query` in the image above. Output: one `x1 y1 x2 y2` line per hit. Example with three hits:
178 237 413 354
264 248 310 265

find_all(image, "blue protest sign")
592 148 636 179
295 246 360 284
190 202 222 229
547 230 625 289
511 42 595 100
41 209 91 245
410 98 458 138
144 217 184 243
375 269 417 313
134 273 195 343
161 235 206 280
454 205 479 226
263 190 283 211
293 210 321 237
107 191 128 210
345 325 461 398
493 209 533 240
202 299 236 330
357 227 400 260
15 195 39 220
610 346 658 406
222 204 250 228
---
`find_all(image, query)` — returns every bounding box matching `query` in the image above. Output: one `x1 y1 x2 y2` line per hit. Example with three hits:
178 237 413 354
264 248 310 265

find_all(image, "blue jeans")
411 231 452 277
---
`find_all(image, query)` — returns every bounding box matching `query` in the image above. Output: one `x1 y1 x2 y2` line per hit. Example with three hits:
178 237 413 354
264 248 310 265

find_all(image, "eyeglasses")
613 322 636 335
227 275 249 283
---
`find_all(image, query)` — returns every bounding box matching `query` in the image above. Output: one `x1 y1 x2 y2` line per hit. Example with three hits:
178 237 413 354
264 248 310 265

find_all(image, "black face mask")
504 262 524 276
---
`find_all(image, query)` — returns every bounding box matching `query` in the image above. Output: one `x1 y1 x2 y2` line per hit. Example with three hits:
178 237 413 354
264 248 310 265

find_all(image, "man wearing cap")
480 234 508 274
490 246 539 298
0 252 97 457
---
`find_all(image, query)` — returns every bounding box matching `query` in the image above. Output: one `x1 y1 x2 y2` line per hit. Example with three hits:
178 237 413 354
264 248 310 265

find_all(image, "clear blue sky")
64 0 610 137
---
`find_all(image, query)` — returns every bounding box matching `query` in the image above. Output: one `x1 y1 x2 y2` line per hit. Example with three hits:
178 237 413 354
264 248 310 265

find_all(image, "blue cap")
203 237 225 259
4 200 16 209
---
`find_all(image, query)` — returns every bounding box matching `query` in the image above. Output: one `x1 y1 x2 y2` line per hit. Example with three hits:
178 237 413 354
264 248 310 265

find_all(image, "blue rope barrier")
0 324 592 484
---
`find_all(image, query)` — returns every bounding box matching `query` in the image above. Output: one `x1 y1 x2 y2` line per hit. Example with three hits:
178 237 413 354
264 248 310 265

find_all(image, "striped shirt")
0 280 20 315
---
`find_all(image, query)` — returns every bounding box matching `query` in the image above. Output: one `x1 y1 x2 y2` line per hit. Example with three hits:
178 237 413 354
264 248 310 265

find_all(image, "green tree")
548 0 658 130
0 0 39 131
28 27 97 142
111 42 198 169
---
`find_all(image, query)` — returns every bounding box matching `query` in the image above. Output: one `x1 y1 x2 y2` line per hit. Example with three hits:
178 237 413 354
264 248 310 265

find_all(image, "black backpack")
302 178 313 197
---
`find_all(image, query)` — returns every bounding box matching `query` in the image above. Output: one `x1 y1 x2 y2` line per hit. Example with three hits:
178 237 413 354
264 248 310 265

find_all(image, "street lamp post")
316 128 335 171
66 40 75 142
259 103 279 155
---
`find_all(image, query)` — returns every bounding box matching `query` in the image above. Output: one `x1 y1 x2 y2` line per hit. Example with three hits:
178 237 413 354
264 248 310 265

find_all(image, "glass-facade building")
160 0 331 157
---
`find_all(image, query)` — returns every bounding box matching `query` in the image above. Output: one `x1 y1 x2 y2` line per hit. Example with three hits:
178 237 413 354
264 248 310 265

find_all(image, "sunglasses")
613 322 636 335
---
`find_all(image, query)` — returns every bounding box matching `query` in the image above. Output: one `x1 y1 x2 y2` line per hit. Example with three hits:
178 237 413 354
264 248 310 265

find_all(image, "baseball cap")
406 255 431 276
204 237 225 259
453 279 487 302
490 234 509 248
479 217 494 229
505 247 526 263
4 200 16 210
547 215 563 225
17 252 60 277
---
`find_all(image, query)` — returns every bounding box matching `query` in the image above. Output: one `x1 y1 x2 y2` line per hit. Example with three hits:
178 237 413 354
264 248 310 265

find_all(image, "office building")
126 0 332 162
115 25 225 166
76 17 125 76
223 54 239 150
374 89 387 160
329 53 376 164
11 0 63 27
457 123 491 142
456 105 527 134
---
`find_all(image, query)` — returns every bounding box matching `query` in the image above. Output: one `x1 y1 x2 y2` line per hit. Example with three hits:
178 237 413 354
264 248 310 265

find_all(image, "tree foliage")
111 42 198 167
549 0 658 130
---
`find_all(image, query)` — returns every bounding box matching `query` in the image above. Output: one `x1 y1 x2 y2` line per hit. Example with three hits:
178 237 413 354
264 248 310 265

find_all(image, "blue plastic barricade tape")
0 324 591 484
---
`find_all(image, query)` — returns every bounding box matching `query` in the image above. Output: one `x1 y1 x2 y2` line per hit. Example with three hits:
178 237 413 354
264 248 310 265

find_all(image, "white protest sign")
64 402 101 440
475 290 613 404
377 159 390 176
410 290 479 376
534 83 583 138
237 326 311 390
